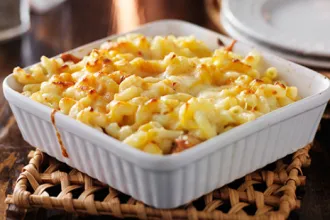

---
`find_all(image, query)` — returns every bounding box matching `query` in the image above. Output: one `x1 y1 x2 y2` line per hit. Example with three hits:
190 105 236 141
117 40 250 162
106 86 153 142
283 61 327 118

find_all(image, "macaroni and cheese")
13 34 299 155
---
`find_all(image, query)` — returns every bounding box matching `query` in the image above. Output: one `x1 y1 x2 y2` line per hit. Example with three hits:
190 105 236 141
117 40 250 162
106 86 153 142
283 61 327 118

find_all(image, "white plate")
4 20 330 208
221 14 330 69
222 0 330 57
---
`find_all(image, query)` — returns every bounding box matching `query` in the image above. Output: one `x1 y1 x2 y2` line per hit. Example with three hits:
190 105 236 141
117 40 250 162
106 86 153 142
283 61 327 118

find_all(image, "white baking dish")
4 20 330 208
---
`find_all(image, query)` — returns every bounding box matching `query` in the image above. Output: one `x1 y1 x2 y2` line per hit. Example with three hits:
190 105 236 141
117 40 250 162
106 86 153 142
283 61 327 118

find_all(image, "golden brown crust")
60 53 82 64
224 40 237 52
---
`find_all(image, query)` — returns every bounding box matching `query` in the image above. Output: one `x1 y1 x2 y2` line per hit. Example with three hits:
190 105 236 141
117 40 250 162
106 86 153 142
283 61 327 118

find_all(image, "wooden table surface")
1 0 330 219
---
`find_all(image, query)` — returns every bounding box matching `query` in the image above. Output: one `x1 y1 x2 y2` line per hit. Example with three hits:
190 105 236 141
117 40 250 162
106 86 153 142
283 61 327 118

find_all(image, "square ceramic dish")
4 20 330 208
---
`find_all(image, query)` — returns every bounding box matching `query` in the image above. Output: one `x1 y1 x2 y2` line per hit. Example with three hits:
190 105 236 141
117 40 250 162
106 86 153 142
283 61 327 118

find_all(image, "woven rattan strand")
6 144 312 220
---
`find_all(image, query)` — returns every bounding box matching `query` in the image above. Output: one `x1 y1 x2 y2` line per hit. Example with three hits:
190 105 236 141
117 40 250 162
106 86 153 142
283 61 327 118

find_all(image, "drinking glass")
0 0 30 42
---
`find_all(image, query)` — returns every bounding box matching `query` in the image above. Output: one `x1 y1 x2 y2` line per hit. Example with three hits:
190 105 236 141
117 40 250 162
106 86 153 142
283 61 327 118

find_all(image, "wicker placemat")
5 144 312 220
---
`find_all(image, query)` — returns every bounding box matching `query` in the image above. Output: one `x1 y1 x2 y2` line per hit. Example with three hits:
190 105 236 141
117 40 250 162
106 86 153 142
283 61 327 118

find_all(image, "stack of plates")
221 0 330 69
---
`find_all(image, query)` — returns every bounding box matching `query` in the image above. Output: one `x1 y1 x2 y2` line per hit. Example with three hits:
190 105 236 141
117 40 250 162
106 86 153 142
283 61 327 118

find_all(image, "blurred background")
0 0 214 77
1 0 329 77
1 1 330 219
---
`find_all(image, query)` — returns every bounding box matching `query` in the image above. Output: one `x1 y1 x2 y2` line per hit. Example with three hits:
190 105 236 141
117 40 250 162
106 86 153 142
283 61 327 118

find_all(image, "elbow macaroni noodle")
14 34 299 155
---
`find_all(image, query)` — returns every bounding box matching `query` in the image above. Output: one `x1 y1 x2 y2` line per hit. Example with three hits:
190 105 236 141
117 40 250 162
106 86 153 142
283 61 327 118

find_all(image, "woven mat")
5 144 312 220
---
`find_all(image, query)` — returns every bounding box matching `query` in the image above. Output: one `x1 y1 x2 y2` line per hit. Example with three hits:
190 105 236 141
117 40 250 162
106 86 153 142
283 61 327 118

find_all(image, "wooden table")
1 0 330 219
